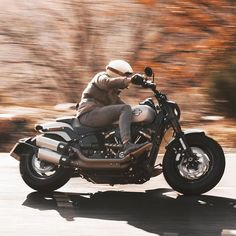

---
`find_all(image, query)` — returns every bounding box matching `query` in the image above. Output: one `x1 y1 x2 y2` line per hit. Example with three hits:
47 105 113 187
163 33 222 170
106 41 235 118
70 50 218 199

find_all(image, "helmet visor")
107 66 133 77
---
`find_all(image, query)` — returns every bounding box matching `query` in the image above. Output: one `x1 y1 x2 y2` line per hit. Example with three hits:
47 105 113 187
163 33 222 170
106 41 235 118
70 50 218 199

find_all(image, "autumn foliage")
0 0 235 106
0 0 236 151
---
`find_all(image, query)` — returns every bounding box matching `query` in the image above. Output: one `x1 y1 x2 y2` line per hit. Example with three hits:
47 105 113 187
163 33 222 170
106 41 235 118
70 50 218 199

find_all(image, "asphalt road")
0 153 236 236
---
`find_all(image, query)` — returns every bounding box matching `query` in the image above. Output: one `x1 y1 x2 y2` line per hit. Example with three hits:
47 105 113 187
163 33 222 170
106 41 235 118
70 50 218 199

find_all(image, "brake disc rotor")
177 147 210 180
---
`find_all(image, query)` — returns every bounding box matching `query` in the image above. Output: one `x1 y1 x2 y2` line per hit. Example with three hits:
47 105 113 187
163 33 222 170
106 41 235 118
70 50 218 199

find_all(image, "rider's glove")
130 74 144 85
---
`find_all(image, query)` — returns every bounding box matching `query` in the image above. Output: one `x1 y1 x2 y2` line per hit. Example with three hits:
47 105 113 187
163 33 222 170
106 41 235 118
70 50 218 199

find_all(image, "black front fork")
168 111 195 159
156 92 195 159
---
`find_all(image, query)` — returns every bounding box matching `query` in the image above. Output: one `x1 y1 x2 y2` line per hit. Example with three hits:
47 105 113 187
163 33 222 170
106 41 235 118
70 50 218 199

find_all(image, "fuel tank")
131 105 156 124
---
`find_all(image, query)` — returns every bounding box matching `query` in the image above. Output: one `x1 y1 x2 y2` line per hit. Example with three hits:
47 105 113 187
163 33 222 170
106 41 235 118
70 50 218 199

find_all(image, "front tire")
163 133 225 195
20 152 72 192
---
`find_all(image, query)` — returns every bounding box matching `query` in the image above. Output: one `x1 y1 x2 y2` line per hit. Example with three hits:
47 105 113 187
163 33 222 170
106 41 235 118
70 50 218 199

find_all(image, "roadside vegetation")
208 50 236 118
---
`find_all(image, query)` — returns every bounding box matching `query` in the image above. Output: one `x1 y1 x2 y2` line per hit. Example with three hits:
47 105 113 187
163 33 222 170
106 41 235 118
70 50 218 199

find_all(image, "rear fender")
10 138 37 161
35 121 74 141
37 131 72 141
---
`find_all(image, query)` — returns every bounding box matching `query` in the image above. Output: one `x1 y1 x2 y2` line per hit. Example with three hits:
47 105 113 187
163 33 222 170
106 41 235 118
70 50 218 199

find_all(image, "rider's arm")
96 74 131 90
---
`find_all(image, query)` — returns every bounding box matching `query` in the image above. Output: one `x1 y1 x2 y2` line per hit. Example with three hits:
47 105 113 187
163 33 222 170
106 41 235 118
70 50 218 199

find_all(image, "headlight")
174 105 181 120
167 101 181 120
174 108 179 116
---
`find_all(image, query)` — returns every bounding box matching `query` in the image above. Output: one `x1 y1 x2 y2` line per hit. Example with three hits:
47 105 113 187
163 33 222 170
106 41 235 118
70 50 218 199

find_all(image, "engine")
74 128 122 159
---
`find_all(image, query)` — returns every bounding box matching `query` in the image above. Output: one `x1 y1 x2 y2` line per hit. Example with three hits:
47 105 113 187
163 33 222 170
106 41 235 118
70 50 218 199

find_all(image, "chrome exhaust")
36 136 68 153
36 135 69 165
38 148 61 164
69 143 153 169
36 135 153 170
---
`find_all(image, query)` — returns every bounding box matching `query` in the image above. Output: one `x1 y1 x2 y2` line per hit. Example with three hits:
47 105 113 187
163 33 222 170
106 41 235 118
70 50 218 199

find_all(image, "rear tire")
163 133 225 195
20 152 72 192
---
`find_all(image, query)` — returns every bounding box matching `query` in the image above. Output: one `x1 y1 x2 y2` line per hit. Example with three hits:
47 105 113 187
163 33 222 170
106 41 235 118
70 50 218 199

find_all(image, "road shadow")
23 188 236 236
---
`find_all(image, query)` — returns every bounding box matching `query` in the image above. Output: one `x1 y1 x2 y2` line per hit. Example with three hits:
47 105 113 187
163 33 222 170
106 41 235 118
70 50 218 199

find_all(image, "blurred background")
0 0 235 152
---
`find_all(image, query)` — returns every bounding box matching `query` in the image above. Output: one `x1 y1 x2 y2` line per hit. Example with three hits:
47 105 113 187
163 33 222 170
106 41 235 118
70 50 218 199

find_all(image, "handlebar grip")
131 74 144 85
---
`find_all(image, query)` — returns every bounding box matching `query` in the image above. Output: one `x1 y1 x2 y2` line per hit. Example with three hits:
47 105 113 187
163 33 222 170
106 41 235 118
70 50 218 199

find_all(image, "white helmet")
106 60 133 77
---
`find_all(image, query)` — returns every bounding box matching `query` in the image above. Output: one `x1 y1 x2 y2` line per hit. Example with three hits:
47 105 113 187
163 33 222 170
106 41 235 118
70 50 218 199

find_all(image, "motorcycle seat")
56 116 77 127
56 116 108 134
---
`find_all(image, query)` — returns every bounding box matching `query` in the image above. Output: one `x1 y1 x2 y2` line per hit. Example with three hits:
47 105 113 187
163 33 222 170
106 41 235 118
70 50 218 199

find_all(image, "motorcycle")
10 67 225 195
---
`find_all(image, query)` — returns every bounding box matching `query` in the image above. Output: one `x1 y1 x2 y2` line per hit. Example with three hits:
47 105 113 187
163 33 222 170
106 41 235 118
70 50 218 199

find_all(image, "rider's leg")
79 104 132 143
79 105 151 157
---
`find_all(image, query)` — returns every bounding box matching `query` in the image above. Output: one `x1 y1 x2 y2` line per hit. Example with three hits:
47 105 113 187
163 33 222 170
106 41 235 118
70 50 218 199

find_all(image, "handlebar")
131 72 167 102
141 79 157 90
131 74 156 89
133 75 168 102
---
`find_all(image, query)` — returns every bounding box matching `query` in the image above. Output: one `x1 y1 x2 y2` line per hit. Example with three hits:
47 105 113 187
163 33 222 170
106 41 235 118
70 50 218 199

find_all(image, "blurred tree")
208 49 236 117
0 0 235 106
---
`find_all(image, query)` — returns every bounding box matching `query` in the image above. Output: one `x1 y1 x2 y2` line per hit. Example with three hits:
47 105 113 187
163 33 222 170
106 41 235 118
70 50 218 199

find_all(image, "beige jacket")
77 72 130 118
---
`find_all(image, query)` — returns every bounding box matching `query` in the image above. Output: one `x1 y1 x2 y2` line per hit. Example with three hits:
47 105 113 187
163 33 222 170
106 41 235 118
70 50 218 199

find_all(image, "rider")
76 59 148 157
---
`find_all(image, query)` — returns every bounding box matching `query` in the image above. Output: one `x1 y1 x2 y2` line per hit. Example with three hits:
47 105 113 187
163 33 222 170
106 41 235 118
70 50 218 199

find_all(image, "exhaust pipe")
36 136 68 153
38 148 73 166
69 143 153 169
36 136 70 165
37 146 133 169
38 148 61 164
36 135 153 170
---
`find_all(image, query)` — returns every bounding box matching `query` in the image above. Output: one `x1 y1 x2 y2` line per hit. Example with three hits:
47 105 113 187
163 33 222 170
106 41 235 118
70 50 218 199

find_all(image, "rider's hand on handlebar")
129 73 144 85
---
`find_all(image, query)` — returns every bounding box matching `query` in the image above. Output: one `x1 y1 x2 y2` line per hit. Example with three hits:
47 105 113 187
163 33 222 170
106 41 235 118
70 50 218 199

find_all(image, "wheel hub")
32 154 56 175
177 147 210 180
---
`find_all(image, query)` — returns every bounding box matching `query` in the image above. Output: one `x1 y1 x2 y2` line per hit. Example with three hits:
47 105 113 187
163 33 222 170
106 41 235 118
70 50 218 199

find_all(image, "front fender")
10 138 37 161
165 129 205 149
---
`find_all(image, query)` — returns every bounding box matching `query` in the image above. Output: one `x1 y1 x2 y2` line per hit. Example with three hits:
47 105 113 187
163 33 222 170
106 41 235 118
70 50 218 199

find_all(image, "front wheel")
163 133 225 195
20 152 73 192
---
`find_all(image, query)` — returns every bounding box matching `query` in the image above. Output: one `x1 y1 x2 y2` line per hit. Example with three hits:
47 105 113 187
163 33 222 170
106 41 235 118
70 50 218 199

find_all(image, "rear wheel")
20 152 72 192
163 133 225 195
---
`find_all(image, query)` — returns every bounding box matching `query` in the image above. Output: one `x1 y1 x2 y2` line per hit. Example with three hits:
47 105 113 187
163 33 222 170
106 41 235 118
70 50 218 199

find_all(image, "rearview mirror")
144 67 153 77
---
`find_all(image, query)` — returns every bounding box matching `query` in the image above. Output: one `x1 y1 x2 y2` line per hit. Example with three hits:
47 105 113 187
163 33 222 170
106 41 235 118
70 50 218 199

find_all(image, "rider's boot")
118 141 152 158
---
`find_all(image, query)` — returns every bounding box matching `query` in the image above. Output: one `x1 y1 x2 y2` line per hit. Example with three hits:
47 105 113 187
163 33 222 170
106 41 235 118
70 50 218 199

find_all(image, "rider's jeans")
79 104 132 143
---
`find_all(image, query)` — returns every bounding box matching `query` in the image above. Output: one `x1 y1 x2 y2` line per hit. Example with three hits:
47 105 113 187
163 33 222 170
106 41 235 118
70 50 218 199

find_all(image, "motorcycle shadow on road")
22 188 236 236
